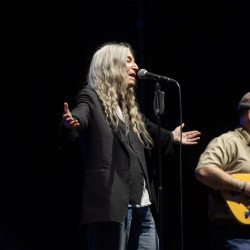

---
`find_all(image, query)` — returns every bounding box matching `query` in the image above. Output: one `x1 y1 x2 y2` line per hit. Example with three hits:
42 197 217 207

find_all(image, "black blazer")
61 87 174 224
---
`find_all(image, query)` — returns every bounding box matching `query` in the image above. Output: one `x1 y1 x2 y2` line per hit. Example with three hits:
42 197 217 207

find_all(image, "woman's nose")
133 63 139 70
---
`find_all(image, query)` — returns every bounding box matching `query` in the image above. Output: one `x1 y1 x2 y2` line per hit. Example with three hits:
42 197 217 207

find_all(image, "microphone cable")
174 80 184 250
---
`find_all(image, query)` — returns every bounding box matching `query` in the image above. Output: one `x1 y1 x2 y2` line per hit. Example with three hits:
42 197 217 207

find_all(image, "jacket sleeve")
60 88 96 147
145 119 174 157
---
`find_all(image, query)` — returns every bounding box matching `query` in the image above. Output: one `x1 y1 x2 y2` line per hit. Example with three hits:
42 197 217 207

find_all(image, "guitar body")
220 173 250 225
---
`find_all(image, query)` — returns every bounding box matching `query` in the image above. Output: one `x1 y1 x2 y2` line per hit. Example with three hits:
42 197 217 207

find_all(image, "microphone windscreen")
137 69 147 79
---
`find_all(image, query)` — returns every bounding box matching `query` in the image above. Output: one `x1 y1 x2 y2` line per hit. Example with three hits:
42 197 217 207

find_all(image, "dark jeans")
86 206 158 250
211 220 250 250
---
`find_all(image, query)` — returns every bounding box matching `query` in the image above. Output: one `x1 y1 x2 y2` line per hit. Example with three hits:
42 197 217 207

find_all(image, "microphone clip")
153 82 165 116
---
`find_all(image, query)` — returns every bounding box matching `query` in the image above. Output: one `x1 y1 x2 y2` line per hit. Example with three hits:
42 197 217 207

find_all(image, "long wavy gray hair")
87 42 153 148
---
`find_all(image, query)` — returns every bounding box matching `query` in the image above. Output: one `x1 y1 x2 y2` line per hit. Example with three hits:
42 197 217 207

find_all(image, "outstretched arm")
172 123 201 145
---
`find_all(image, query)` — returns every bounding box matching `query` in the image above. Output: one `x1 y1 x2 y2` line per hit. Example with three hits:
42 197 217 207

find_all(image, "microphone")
137 69 176 83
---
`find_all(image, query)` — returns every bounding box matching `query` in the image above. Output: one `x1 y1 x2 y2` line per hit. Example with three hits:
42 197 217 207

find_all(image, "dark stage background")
2 0 250 249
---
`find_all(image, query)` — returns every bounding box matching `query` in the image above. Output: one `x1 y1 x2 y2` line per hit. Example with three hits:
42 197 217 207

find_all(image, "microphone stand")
153 81 165 250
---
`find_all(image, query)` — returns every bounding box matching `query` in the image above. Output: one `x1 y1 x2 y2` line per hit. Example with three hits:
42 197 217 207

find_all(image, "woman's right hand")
62 102 80 129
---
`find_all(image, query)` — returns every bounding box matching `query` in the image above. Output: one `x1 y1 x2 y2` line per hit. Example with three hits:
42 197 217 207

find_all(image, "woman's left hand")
172 123 201 145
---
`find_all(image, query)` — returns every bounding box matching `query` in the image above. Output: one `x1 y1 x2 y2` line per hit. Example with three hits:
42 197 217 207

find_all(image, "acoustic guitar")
220 173 250 225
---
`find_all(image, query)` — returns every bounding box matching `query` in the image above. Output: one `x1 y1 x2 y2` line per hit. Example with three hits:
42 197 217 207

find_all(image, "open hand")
172 123 201 145
62 102 80 129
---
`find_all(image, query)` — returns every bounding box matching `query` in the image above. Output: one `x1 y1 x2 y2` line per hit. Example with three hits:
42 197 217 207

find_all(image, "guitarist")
195 92 250 250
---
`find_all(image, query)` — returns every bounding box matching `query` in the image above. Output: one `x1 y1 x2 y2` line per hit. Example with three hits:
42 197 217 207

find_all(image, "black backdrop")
2 0 250 249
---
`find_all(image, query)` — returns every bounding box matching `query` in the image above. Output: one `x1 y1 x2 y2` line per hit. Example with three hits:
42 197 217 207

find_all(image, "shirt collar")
235 127 250 147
